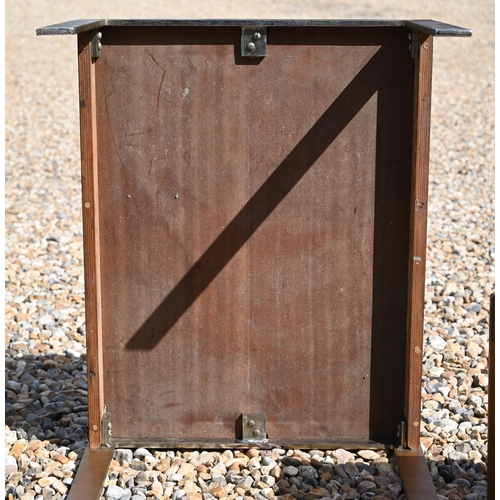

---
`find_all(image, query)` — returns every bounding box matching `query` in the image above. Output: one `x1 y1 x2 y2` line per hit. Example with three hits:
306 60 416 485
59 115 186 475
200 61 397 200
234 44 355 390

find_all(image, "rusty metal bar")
395 448 437 500
67 448 114 500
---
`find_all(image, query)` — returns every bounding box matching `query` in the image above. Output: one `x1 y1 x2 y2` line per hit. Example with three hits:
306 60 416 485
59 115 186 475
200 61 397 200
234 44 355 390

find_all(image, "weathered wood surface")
83 26 417 443
78 30 104 448
405 32 433 450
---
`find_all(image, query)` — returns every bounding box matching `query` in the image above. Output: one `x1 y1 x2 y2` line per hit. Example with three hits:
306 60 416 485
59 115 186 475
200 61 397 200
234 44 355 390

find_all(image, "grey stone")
172 489 186 500
282 466 299 476
375 476 393 489
42 486 56 500
114 448 134 463
333 465 348 479
299 466 318 478
343 462 359 478
387 483 402 496
262 456 278 468
356 480 376 494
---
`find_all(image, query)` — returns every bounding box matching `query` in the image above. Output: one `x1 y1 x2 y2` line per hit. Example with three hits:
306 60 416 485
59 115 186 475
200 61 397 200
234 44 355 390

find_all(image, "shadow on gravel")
5 351 89 454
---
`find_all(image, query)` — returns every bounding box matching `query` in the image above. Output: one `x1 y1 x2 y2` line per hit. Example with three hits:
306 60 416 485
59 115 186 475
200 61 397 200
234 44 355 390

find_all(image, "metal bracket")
91 30 103 58
241 413 268 442
241 27 267 57
100 411 113 447
397 421 408 449
409 30 420 58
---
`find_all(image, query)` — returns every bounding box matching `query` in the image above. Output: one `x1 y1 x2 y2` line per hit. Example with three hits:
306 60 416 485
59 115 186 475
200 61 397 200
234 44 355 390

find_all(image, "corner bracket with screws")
241 413 268 443
100 410 113 447
91 30 103 58
241 27 267 57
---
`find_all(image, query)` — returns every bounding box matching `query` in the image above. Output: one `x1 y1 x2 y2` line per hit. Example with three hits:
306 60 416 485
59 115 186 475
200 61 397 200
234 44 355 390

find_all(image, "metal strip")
405 20 471 37
395 449 438 500
36 19 106 35
108 438 392 450
67 448 114 500
36 19 471 36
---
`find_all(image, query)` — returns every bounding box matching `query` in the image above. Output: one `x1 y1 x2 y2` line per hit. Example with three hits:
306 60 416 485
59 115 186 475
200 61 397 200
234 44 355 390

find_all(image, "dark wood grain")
405 33 434 449
77 31 104 448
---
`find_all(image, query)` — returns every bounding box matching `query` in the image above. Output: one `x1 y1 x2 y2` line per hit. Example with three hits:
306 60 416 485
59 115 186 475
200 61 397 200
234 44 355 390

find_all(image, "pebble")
5 0 492 498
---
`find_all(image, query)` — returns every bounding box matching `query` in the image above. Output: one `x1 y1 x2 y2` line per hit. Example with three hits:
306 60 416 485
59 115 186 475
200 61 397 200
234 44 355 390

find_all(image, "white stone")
357 450 380 460
105 485 126 500
429 336 447 351
38 314 54 326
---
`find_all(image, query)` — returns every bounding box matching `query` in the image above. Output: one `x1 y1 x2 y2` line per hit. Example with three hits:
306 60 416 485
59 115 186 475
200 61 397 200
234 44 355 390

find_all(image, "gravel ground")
5 0 494 499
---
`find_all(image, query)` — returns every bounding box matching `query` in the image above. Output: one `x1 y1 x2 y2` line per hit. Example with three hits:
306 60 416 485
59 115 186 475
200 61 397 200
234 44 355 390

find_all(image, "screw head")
247 42 256 52
98 42 102 50
253 32 261 41
253 429 261 437
98 32 103 39
247 419 255 427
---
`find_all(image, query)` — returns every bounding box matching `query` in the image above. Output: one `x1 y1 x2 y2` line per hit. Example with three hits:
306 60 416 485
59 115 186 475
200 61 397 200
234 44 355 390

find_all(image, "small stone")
280 457 302 468
261 475 275 487
5 454 18 475
448 450 469 461
429 336 447 351
179 463 196 475
39 486 53 500
333 449 355 464
208 485 227 498
38 478 54 488
9 442 28 459
387 483 402 497
466 341 482 357
38 314 54 326
357 450 380 460
333 465 348 478
282 466 299 476
262 456 277 468
173 488 187 500
356 481 376 494
343 462 359 478
236 476 254 491
134 448 152 459
114 449 134 463
51 479 67 495
105 484 127 500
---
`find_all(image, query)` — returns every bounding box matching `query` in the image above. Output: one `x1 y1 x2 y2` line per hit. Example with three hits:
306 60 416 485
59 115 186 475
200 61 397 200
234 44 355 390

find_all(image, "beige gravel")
5 0 494 498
